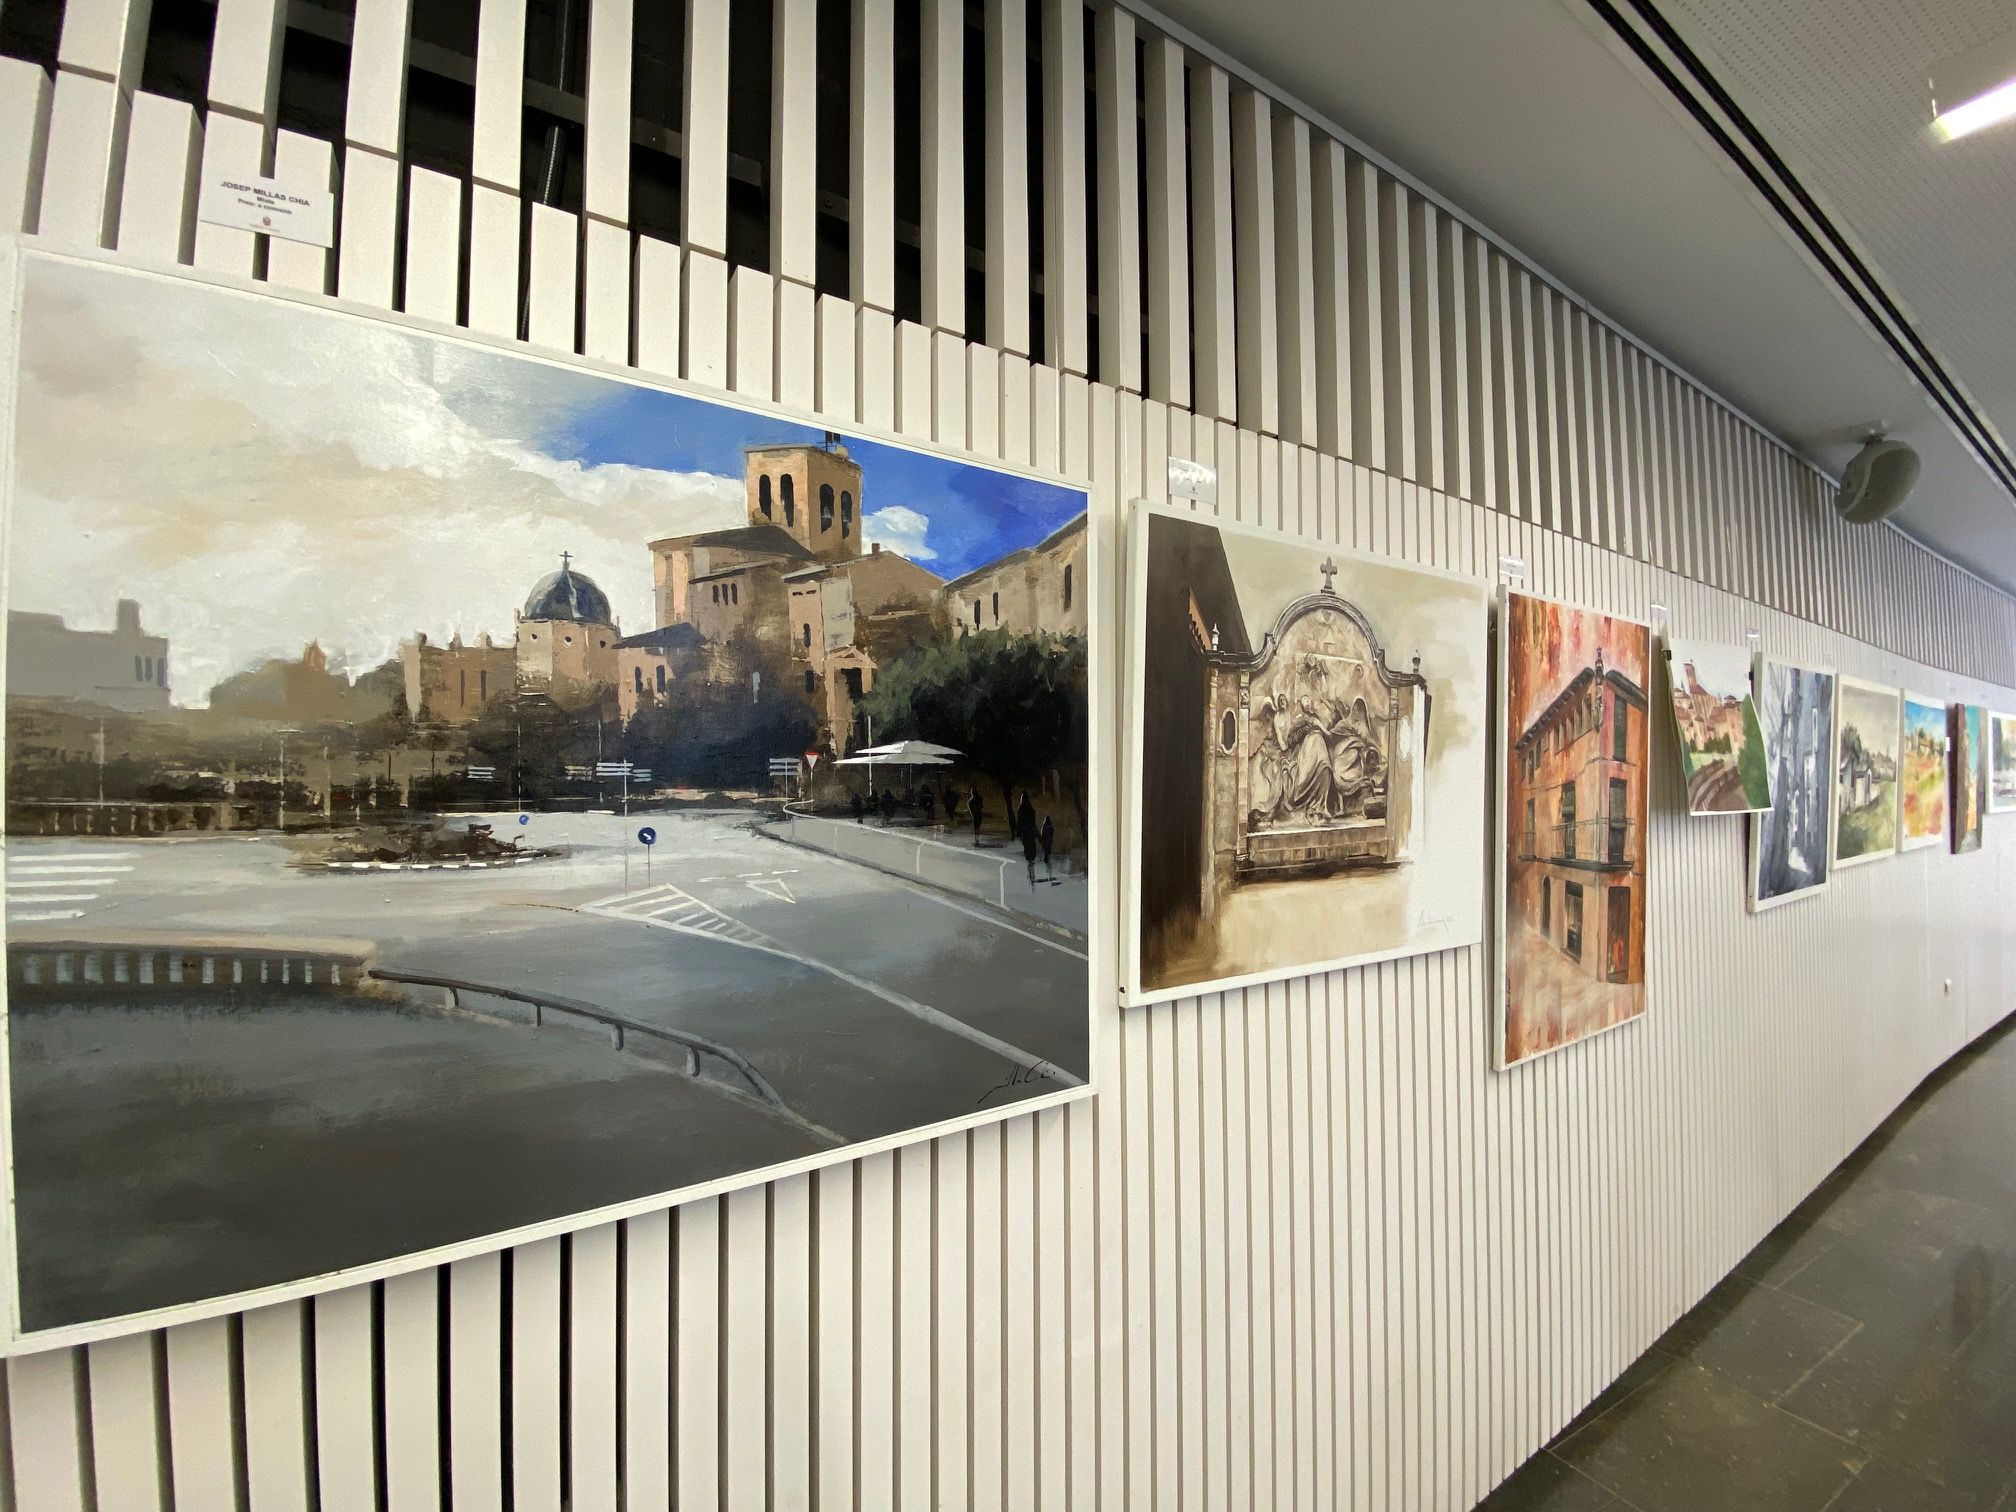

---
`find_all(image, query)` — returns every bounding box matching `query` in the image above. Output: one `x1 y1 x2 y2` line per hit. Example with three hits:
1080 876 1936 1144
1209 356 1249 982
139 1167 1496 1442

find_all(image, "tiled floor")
1479 1017 2016 1512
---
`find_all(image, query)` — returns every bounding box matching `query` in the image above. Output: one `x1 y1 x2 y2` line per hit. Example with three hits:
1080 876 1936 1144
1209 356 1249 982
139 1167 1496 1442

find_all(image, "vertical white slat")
1409 194 1446 491
1376 175 1416 483
896 319 933 437
8 1351 90 1512
984 0 1030 355
1188 63 1237 422
934 328 968 446
1438 212 1472 502
569 1227 620 1512
1345 151 1385 475
814 1165 856 1512
527 202 581 350
240 1303 313 1512
634 236 684 374
683 0 731 257
851 0 897 311
622 1214 672 1512
771 1176 814 1512
313 1288 378 1512
970 1122 1005 1512
581 0 634 362
855 1155 896 1511
335 0 410 305
57 0 149 79
817 291 857 416
920 0 966 333
38 72 128 248
512 1240 564 1512
467 182 521 336
472 0 525 187
266 131 337 293
446 1256 505 1512
859 306 897 428
1065 1095 1101 1512
401 166 465 318
86 1333 165 1512
0 56 52 235
381 1270 441 1512
116 92 200 263
896 1143 934 1511
1093 7 1142 393
685 250 731 387
1229 85 1278 436
1035 1107 1070 1511
778 278 819 409
1002 1115 1039 1511
1040 0 1089 374
581 216 631 361
190 111 265 274
675 1201 722 1509
1272 111 1317 447
770 0 817 287
1141 33 1189 408
1310 136 1351 460
722 1188 769 1509
207 0 285 121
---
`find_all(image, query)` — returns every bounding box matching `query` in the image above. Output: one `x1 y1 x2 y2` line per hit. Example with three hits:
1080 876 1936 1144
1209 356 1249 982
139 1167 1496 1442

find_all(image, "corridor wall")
1 1 2013 1507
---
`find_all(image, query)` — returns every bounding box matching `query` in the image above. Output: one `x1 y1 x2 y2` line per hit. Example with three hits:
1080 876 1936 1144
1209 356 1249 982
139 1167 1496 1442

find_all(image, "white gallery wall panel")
2 0 2014 1507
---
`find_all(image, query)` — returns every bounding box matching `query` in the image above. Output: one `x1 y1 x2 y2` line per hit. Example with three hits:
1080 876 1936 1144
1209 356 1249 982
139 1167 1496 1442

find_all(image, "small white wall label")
1167 456 1218 504
197 170 336 248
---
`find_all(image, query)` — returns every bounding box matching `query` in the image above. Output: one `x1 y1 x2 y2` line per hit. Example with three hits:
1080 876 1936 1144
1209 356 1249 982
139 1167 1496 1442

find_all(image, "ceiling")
1130 0 2016 593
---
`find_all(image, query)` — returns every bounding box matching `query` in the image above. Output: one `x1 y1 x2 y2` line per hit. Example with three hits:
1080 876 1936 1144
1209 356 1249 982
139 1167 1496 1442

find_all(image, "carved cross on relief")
1319 558 1338 594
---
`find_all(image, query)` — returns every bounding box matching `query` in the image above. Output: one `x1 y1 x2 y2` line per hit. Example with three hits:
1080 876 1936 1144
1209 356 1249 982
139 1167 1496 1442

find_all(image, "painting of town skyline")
0 253 1093 1346
1950 703 1985 854
1663 637 1771 815
1125 507 1488 1002
1749 660 1836 912
1833 678 1900 867
1497 591 1650 1069
1898 695 1948 852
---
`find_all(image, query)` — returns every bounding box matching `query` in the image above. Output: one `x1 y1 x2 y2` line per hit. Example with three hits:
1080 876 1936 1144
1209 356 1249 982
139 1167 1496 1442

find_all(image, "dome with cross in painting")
522 551 615 626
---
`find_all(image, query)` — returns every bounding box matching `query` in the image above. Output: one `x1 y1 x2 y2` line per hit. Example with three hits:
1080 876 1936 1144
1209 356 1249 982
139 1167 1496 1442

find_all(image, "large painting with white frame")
0 244 1097 1351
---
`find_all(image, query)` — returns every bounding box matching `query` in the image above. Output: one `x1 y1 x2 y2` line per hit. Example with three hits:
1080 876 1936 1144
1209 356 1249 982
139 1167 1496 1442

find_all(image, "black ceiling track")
1582 0 2016 504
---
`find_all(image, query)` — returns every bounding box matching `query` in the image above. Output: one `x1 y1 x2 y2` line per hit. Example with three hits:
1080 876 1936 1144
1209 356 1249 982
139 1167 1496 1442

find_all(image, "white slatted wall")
2 2 2014 1508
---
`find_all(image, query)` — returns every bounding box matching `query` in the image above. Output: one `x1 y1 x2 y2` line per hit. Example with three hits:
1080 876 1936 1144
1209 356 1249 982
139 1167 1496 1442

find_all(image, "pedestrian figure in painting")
920 787 936 826
879 787 898 826
1040 814 1056 881
967 785 984 843
1016 791 1037 850
850 791 865 824
1021 806 1040 888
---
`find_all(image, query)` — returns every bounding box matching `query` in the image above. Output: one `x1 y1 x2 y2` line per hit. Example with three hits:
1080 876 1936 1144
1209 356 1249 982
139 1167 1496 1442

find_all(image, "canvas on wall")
1748 660 1836 912
1951 703 1986 854
1991 713 2016 814
1496 590 1650 1069
1898 695 1948 852
1663 636 1771 815
1124 505 1489 1003
0 248 1096 1350
1833 678 1901 867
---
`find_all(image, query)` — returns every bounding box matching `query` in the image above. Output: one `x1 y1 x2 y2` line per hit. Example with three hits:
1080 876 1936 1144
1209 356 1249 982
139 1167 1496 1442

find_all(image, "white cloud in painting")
13 262 745 704
862 505 936 561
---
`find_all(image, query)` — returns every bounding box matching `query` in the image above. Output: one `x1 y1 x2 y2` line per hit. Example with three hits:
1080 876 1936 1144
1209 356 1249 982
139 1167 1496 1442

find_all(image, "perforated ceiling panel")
1659 0 2016 459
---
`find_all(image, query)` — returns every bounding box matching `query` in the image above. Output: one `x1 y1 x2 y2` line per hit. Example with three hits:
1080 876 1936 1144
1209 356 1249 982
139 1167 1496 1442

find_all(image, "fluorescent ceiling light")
1930 29 2016 142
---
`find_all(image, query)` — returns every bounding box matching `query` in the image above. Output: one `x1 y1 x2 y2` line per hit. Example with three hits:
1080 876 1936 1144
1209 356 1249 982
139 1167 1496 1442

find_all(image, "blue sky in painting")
539 384 1085 580
1904 699 1946 742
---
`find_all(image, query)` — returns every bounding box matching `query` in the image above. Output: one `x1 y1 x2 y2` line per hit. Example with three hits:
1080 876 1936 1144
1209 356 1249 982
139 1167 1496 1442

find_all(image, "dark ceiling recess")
1582 0 2016 506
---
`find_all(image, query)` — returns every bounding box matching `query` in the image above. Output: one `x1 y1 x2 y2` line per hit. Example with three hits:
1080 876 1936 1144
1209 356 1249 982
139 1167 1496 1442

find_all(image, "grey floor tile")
1956 1289 2016 1380
1554 1361 1863 1512
1546 1346 1678 1449
1656 1274 1860 1401
1825 1456 1996 1512
1477 1451 1619 1511
1776 1228 2007 1343
1736 1213 1841 1288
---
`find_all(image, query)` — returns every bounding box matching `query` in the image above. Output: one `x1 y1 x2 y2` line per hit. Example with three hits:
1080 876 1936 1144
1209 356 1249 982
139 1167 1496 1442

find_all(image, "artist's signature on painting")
977 1060 1066 1105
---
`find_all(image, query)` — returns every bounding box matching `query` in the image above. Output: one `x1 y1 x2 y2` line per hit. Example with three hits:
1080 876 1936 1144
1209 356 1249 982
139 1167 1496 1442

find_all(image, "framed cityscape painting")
1663 636 1771 815
1991 713 2016 814
1950 703 1986 854
1122 504 1489 1004
1748 660 1836 912
1495 589 1650 1070
1832 678 1901 866
0 243 1098 1350
1898 694 1948 852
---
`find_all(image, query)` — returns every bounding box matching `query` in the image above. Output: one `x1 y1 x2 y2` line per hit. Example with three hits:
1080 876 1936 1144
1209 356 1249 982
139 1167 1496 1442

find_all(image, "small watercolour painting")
1496 590 1650 1070
1124 505 1489 1003
1950 703 1985 855
1833 678 1901 866
0 248 1097 1351
1748 660 1835 912
1664 637 1771 815
1992 713 2016 814
1898 695 1947 851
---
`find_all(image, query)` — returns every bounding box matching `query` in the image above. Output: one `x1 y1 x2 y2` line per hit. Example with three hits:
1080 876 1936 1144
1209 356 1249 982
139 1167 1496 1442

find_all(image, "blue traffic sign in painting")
518 814 530 825
637 826 657 847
